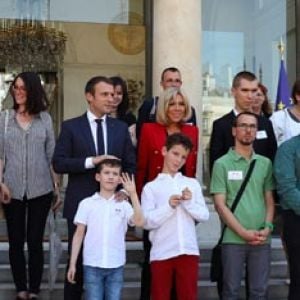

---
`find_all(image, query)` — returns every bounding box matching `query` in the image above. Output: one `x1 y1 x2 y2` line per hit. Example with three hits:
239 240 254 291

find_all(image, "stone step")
0 197 289 299
0 246 289 300
0 240 290 284
0 259 289 285
0 279 288 300
121 279 289 300
0 238 289 263
0 239 290 299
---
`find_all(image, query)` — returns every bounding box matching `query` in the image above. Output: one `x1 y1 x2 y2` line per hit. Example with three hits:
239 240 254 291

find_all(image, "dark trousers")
282 210 300 300
3 193 52 294
140 230 152 300
64 219 84 300
217 268 249 300
140 230 177 300
221 244 270 300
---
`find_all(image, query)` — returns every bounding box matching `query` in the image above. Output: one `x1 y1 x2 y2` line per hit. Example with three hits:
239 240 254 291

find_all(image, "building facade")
0 0 298 189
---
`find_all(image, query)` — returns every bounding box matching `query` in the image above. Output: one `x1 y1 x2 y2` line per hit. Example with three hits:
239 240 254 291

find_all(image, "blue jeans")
83 265 124 300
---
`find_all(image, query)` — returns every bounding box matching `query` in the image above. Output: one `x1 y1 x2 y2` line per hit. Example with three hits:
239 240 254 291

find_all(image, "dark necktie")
95 119 104 155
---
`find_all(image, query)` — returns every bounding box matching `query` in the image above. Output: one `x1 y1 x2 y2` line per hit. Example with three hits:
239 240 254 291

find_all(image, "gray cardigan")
0 110 55 200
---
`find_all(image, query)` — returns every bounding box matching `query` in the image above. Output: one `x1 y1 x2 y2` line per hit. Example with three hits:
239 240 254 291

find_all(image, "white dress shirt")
141 172 209 262
85 110 108 168
74 192 134 268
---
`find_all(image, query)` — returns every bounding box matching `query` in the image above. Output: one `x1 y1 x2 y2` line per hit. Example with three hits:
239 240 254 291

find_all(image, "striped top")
0 109 55 200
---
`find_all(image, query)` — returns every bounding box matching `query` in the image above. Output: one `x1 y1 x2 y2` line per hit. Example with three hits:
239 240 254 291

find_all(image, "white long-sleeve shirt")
270 108 300 146
141 172 209 262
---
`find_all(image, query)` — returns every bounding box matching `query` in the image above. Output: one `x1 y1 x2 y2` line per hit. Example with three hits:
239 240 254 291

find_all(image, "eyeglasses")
12 85 27 92
236 123 257 131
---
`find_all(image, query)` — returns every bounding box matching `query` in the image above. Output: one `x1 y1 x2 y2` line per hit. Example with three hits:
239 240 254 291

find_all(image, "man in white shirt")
53 76 136 299
141 133 209 300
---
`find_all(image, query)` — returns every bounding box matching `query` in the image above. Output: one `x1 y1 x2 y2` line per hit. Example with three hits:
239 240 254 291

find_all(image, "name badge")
228 171 243 180
256 130 267 139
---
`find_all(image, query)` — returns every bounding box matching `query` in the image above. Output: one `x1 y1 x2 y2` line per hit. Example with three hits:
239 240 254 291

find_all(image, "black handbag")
210 159 256 282
210 243 223 282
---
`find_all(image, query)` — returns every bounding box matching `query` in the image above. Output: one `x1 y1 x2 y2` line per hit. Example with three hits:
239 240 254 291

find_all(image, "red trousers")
151 254 199 300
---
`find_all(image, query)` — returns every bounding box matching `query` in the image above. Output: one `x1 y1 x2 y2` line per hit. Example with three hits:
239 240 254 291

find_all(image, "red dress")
136 123 199 196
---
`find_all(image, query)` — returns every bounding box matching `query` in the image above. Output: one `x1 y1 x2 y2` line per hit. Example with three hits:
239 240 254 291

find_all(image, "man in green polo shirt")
210 112 275 300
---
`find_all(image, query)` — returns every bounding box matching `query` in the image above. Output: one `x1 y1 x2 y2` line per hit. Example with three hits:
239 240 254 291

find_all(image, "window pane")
202 0 295 187
0 0 139 24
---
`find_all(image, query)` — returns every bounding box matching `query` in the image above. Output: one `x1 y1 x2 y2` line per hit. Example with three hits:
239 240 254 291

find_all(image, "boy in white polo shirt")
67 159 144 300
141 133 209 300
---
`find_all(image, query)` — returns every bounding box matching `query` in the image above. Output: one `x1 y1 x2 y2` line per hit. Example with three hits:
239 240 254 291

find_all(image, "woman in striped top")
0 72 61 300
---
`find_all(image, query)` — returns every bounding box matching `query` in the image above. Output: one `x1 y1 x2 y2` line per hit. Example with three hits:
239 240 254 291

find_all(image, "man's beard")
239 139 254 146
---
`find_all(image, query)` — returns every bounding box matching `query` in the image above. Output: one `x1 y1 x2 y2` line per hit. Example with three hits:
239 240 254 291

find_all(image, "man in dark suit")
209 71 277 173
52 76 136 300
209 71 277 299
136 67 197 138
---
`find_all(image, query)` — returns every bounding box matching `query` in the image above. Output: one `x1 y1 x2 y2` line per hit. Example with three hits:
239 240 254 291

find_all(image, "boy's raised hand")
120 173 136 196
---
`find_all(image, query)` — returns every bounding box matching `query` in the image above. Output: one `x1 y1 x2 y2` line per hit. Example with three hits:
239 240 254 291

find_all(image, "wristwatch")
264 221 274 232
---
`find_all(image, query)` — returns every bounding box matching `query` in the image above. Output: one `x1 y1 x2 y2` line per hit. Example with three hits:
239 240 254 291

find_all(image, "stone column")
152 0 203 179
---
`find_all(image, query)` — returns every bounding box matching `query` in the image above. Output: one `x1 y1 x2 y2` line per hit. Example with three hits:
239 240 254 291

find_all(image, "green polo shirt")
210 148 274 244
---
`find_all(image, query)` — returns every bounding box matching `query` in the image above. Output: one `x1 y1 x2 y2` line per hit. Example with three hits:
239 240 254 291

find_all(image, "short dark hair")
165 133 193 151
232 71 257 88
85 76 113 96
161 67 181 82
291 79 300 104
110 76 130 118
11 72 49 114
96 158 122 173
232 112 258 127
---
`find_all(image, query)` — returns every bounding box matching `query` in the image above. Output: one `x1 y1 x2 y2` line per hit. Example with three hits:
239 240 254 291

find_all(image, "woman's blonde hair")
156 87 192 125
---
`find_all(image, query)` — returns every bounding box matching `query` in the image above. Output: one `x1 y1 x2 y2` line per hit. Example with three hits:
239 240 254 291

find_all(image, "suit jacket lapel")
229 110 236 120
106 117 114 154
80 113 97 156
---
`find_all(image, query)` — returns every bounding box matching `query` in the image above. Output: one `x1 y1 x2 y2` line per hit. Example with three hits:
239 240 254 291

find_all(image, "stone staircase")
0 239 289 300
0 204 289 299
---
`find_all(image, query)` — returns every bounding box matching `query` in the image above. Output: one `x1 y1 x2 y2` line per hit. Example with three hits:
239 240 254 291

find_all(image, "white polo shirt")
141 172 209 262
74 192 134 268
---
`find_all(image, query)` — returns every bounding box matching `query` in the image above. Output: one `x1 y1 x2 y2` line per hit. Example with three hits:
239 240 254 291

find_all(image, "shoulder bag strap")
217 159 257 244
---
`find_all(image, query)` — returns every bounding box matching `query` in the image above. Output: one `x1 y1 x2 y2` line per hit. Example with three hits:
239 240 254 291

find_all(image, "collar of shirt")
87 110 107 125
87 110 108 154
96 192 116 202
12 110 40 120
233 108 239 116
228 147 257 162
156 172 183 181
